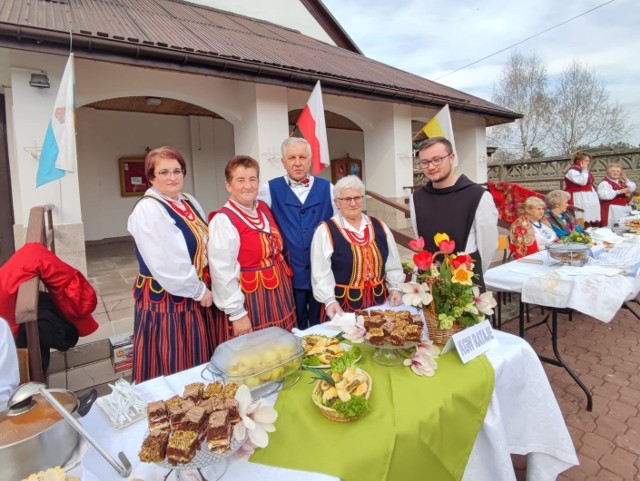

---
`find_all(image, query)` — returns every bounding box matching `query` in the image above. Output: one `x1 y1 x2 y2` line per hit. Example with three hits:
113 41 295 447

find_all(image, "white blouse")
127 188 208 301
0 318 19 407
565 168 593 187
207 200 274 321
597 177 637 201
310 214 404 308
531 221 558 248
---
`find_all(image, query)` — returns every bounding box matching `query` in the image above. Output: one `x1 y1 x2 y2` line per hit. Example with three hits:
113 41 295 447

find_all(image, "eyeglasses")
156 168 185 178
418 153 451 167
337 195 364 204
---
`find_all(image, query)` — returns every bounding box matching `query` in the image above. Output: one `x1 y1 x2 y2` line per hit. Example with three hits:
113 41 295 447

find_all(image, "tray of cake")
138 381 244 468
356 309 425 348
202 327 304 398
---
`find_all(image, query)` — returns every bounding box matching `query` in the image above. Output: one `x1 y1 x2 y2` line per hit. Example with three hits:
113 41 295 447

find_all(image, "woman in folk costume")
564 151 601 227
509 196 559 258
597 162 636 227
310 175 404 319
544 190 581 238
208 155 296 341
128 146 220 383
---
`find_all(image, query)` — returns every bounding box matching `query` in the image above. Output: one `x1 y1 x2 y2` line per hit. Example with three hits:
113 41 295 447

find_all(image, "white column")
363 103 413 197
453 113 488 183
232 83 289 182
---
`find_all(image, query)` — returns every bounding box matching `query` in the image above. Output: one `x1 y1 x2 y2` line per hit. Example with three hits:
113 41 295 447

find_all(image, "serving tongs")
8 382 132 478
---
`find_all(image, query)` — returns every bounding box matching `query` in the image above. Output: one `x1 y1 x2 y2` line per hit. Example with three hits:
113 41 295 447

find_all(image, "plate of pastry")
301 334 361 368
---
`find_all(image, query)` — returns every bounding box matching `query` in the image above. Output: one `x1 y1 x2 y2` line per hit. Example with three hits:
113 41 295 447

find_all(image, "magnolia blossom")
332 314 367 343
400 282 432 308
415 340 440 357
404 342 439 377
472 287 497 315
233 384 277 456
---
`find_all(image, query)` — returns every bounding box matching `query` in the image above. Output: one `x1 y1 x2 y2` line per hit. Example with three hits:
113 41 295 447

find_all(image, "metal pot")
2 382 132 479
0 387 92 480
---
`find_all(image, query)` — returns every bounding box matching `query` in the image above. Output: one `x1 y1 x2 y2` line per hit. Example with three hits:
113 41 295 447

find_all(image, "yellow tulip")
434 233 450 245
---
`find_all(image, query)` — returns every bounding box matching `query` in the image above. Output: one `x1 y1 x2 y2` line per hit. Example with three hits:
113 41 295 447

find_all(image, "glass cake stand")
151 431 245 481
363 339 417 367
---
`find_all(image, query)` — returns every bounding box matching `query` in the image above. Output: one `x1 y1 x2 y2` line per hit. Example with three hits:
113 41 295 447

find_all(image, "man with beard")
409 137 498 286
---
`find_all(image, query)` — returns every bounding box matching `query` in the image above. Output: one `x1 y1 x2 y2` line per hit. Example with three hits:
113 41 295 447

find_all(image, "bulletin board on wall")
331 156 362 184
119 157 149 196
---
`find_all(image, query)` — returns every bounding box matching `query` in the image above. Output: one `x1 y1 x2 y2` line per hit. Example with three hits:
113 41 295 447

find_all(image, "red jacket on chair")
0 243 99 338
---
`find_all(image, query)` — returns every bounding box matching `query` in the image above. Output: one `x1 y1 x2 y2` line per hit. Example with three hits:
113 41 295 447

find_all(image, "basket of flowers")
400 233 497 345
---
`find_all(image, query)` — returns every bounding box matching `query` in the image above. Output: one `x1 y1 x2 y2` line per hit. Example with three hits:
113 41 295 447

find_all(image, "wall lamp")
29 73 50 88
146 97 162 107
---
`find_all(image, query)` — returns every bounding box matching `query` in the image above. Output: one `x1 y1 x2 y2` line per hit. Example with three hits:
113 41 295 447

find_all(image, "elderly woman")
208 155 296 341
509 196 559 258
544 190 581 238
310 175 404 319
127 146 218 383
564 151 601 227
598 162 636 227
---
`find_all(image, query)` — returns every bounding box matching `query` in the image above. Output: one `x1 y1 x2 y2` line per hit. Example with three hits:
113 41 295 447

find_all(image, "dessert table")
484 246 640 411
70 328 577 481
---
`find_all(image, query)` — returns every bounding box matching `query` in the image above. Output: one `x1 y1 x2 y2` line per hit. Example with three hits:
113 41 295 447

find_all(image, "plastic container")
547 242 590 266
202 327 303 398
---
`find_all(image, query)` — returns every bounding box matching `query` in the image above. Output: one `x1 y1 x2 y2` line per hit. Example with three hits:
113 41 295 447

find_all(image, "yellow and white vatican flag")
418 104 458 162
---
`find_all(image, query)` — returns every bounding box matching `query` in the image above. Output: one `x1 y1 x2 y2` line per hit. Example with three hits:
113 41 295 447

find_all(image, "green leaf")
332 395 369 418
306 367 335 385
302 355 323 367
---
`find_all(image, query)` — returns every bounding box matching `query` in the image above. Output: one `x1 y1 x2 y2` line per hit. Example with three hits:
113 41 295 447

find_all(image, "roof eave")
0 24 521 125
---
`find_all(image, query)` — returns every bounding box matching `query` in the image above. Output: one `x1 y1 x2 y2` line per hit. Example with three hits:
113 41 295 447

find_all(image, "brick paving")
497 297 640 480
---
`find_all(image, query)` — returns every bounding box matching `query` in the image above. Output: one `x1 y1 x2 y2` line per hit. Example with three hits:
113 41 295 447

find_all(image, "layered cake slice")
363 315 385 330
146 400 169 432
181 405 208 438
221 383 239 400
168 399 195 431
367 327 385 345
388 327 406 346
403 324 423 342
183 382 204 404
203 381 224 400
221 398 241 425
200 396 224 415
206 409 231 453
139 430 169 463
167 430 199 465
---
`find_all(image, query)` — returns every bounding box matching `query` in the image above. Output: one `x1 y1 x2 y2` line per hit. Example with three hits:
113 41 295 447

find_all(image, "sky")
321 0 640 146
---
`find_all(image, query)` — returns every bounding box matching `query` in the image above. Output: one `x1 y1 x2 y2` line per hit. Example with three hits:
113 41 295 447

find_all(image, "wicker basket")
311 371 372 423
422 306 464 346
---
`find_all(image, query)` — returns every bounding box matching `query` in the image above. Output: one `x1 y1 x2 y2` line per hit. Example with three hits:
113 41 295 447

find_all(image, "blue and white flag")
36 53 76 187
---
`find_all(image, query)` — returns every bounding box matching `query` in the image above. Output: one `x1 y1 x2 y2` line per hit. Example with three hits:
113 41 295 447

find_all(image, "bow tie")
289 177 310 188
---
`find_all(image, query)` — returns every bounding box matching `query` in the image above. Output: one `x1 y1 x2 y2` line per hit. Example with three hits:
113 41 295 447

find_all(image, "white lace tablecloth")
68 327 577 481
485 250 640 322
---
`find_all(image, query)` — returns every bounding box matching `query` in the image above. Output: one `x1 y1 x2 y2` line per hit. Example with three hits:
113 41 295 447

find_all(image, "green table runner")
251 346 495 481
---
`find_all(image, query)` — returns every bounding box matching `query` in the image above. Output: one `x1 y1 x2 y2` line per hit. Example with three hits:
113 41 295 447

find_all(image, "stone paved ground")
497 297 640 480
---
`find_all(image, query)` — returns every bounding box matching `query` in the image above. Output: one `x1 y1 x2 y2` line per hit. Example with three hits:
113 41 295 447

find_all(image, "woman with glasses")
208 155 296 341
127 146 219 382
310 175 404 319
564 151 601 227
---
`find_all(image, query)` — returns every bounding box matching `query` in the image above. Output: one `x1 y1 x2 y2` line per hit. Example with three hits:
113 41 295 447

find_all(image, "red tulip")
439 239 456 254
452 254 472 270
408 237 425 252
413 250 433 271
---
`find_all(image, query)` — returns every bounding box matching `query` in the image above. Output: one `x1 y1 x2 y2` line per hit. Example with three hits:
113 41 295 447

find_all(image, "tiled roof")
0 0 520 124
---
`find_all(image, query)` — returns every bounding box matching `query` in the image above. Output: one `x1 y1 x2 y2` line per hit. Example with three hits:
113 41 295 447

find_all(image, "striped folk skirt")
132 294 221 383
216 262 297 342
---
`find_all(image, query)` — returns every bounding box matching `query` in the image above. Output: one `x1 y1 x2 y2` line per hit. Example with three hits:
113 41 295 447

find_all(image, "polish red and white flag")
296 81 330 175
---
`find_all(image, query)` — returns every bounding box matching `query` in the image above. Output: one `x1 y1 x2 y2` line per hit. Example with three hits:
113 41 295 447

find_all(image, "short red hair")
145 146 187 182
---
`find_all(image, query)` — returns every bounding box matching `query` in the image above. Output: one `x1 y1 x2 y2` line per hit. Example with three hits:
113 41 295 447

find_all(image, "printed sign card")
441 319 498 364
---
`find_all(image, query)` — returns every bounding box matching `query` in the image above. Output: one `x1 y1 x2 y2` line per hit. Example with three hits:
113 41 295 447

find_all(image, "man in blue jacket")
258 137 335 328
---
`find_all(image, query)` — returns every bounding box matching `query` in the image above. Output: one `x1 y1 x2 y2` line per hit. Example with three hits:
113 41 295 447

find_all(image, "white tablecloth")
69 328 577 481
485 250 640 322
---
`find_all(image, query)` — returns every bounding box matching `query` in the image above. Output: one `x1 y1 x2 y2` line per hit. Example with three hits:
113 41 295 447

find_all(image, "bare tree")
488 51 555 160
551 60 629 154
